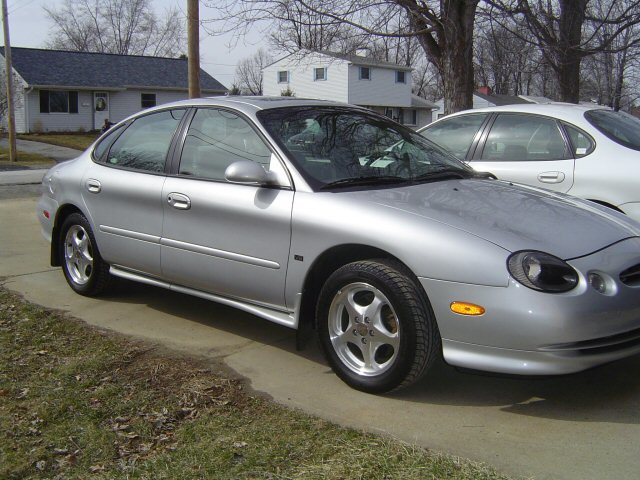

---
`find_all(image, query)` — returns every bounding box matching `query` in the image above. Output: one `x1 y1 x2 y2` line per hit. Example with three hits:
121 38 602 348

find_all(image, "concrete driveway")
2 192 640 480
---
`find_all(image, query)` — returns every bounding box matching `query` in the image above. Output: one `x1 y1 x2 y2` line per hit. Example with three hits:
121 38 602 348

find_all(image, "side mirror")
225 160 278 185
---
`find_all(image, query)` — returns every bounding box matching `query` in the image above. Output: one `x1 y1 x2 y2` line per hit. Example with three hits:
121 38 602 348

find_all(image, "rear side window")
585 109 640 151
481 114 569 161
562 123 595 157
420 114 487 161
105 109 184 172
93 124 125 162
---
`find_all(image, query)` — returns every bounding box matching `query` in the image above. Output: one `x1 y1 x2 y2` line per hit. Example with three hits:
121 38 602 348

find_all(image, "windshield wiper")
320 175 407 190
412 168 473 182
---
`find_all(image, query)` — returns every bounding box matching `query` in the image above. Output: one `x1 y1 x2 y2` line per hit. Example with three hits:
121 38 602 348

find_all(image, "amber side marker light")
450 302 485 316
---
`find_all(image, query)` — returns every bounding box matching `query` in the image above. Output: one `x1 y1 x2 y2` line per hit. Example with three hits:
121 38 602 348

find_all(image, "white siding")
263 53 349 102
27 89 93 133
347 65 411 107
24 89 206 132
416 109 432 128
0 63 28 133
108 90 192 124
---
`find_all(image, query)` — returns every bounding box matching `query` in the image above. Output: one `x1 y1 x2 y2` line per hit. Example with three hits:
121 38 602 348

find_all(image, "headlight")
507 251 578 293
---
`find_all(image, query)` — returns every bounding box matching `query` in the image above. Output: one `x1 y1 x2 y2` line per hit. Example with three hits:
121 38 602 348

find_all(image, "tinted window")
420 114 487 160
93 124 125 162
106 109 184 172
481 114 568 161
179 108 272 181
585 109 640 151
563 123 595 157
258 106 472 190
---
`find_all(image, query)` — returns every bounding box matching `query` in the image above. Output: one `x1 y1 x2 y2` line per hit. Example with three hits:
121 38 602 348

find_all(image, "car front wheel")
60 213 112 296
317 259 440 393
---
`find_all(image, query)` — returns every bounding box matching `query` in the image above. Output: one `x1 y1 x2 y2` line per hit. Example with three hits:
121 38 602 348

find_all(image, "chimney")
477 86 492 95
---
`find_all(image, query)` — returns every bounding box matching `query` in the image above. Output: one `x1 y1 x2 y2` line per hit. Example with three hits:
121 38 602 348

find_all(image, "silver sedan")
37 97 640 393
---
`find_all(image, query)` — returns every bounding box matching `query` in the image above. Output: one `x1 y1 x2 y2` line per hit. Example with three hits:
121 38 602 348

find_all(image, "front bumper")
420 237 640 375
36 194 58 244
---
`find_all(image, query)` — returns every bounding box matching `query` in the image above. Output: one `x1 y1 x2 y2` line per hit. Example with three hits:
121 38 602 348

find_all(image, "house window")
314 67 327 81
359 67 370 80
402 109 417 126
141 93 157 109
277 71 289 83
396 70 406 84
384 108 393 118
39 90 79 114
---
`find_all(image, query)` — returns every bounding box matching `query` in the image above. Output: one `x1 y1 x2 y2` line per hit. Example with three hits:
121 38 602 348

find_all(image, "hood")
341 179 640 259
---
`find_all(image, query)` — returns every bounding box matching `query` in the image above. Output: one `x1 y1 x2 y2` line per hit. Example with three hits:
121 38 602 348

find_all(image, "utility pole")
187 0 201 98
2 0 16 162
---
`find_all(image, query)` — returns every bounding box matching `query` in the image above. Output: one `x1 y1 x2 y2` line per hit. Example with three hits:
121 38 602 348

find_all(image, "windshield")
584 109 640 151
257 106 474 190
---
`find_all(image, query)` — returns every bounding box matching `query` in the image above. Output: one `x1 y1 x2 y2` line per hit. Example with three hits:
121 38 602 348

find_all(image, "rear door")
471 113 575 192
82 109 185 277
160 107 294 310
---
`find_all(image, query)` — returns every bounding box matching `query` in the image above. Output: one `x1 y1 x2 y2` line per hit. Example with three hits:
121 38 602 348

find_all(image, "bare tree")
45 0 185 57
203 0 480 114
485 0 640 103
235 49 273 95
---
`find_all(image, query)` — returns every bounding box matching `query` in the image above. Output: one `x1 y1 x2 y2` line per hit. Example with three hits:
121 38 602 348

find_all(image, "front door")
94 92 110 129
160 107 294 310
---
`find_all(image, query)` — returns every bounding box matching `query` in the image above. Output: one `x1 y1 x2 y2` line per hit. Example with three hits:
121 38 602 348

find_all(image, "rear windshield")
584 110 640 151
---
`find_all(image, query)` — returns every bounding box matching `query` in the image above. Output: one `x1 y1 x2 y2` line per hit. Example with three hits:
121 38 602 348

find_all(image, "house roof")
411 95 437 109
475 91 532 106
0 47 227 92
266 49 413 71
318 50 413 71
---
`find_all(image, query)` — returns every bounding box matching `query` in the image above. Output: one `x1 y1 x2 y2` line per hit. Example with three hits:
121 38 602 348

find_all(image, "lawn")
0 287 512 480
17 133 99 151
0 147 55 168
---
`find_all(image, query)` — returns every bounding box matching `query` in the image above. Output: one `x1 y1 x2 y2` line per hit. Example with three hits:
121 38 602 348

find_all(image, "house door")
94 92 110 129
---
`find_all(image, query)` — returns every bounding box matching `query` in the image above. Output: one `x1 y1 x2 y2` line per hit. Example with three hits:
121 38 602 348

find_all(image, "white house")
0 47 227 133
263 50 436 129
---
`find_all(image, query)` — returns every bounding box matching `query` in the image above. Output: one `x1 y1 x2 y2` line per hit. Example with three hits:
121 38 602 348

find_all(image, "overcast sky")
2 0 268 89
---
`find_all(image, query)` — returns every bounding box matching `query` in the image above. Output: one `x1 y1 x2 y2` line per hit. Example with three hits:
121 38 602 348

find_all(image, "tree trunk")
416 0 478 115
556 0 587 103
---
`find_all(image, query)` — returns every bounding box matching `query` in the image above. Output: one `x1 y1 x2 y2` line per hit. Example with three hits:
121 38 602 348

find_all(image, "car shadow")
101 279 640 425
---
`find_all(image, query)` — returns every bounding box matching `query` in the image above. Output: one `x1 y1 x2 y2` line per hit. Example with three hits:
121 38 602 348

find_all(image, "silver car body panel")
37 96 640 377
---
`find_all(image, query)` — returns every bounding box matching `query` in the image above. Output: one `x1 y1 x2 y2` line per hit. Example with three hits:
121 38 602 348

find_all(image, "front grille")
620 263 640 287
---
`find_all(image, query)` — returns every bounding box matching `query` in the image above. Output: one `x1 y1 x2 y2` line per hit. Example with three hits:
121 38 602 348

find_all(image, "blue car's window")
258 106 473 190
105 109 184 172
420 114 487 161
585 109 640 151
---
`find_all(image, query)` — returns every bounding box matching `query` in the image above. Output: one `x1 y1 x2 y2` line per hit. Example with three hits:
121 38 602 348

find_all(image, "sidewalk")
0 138 82 185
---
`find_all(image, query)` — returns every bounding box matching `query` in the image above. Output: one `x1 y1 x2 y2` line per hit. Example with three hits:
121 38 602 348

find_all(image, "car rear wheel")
60 213 112 296
317 259 440 393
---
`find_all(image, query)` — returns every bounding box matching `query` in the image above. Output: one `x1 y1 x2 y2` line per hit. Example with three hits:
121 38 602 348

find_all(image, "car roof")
429 103 611 125
149 95 351 113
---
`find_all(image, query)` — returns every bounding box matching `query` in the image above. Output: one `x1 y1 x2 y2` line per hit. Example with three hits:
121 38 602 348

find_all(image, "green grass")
0 147 55 168
0 287 512 480
17 133 99 151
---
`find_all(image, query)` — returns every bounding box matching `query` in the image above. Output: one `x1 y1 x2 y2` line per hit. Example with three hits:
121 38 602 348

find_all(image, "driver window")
481 114 569 161
179 108 272 181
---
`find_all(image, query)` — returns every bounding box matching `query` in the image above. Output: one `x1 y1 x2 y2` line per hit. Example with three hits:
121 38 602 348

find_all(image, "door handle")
86 179 101 193
167 192 191 210
537 171 565 184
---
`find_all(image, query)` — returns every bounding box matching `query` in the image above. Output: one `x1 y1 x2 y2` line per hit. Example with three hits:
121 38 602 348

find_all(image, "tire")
59 212 112 296
316 259 441 393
